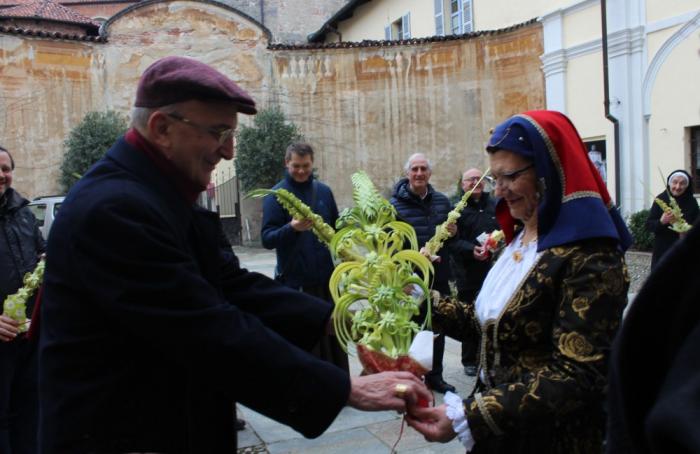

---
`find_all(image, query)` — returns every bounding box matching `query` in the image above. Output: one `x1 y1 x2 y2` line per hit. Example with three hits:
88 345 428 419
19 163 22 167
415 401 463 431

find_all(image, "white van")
28 195 65 240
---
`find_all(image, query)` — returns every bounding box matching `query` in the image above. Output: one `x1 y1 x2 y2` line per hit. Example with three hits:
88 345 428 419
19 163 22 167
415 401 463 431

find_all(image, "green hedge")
628 208 654 251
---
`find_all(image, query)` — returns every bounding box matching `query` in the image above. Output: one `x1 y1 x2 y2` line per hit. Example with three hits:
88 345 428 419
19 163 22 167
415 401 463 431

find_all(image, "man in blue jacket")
38 56 430 453
391 153 456 394
261 142 348 373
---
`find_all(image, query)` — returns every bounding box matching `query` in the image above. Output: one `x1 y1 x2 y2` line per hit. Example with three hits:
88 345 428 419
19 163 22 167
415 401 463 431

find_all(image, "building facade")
312 0 700 214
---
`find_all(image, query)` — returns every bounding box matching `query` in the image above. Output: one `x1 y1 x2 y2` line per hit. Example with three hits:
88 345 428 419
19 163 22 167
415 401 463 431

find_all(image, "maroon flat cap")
134 56 257 115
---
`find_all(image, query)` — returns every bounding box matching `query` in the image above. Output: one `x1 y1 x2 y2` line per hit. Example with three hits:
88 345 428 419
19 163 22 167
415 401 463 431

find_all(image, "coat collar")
106 136 195 225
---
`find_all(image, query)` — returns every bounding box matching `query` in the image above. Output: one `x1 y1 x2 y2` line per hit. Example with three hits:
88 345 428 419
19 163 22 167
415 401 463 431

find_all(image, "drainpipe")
260 0 265 26
601 0 621 205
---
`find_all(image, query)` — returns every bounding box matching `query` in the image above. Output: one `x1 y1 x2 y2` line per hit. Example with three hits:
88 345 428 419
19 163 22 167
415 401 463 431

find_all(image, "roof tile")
0 0 100 26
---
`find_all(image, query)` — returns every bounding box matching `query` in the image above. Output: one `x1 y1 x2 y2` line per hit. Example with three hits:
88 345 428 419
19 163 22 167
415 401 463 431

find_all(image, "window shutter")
384 24 392 40
402 13 411 39
434 0 444 36
462 0 473 33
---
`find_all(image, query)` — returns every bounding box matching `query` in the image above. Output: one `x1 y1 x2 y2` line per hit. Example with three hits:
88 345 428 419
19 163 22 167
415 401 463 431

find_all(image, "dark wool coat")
447 192 498 303
390 178 453 294
261 172 338 289
39 138 350 453
436 239 629 453
645 175 699 267
0 187 45 314
607 221 700 454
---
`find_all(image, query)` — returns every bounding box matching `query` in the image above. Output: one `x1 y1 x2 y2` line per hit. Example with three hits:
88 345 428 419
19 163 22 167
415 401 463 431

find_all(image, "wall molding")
642 11 700 116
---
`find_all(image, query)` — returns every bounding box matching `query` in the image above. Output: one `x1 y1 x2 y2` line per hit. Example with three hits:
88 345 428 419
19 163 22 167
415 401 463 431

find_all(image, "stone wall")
0 0 544 216
268 26 545 207
218 0 348 43
0 35 101 197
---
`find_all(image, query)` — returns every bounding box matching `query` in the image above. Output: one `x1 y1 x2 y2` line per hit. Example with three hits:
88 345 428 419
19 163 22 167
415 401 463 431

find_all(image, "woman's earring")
536 178 546 200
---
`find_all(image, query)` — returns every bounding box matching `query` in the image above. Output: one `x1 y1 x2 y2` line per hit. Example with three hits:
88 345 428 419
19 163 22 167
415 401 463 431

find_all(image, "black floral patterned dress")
435 238 629 453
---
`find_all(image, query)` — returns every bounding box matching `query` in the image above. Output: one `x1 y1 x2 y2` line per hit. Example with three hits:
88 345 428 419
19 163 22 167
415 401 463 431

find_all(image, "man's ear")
146 111 172 150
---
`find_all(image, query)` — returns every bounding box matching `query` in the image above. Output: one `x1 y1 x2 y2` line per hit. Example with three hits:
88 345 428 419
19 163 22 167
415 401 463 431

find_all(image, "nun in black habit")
645 169 699 268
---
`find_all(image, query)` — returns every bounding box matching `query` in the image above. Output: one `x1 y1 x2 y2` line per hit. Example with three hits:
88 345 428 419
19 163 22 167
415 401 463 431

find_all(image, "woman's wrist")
444 391 475 451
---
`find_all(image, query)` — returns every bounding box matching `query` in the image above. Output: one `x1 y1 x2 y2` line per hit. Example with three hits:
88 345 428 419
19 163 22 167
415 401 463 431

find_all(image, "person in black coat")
448 168 498 376
37 57 431 454
645 169 699 268
390 152 456 394
0 146 45 454
607 219 700 453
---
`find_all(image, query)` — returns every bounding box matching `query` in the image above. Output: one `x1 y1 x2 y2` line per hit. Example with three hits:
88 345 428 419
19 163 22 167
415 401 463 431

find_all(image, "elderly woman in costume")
645 170 699 268
406 110 631 453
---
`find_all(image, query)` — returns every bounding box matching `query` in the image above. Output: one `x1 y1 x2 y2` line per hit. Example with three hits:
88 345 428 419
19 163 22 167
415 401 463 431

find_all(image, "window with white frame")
435 0 473 36
434 0 444 36
387 12 411 40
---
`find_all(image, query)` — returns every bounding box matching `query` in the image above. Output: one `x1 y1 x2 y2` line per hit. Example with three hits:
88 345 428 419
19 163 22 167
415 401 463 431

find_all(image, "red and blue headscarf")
487 110 632 251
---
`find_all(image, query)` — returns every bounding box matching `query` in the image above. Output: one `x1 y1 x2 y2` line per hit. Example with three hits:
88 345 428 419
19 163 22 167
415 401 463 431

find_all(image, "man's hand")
348 371 432 413
0 315 19 342
446 223 457 237
473 245 489 261
290 218 313 232
660 211 676 225
405 404 457 443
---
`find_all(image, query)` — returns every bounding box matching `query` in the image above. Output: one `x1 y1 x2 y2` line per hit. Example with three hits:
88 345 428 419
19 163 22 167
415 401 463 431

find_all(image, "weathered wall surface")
0 1 544 211
0 35 101 197
218 0 348 43
270 25 545 207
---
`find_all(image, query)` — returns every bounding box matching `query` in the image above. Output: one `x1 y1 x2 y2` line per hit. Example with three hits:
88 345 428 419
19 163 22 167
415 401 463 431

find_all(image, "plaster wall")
474 0 563 31
272 25 545 207
646 0 698 24
565 52 608 139
0 35 100 198
562 2 599 48
647 30 700 194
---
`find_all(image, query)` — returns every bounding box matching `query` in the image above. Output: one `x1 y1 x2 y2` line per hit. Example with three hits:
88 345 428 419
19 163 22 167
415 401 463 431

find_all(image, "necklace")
512 231 537 263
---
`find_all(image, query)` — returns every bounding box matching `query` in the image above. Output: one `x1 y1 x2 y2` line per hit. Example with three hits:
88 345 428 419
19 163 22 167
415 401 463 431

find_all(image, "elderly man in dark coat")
38 57 430 454
390 152 456 394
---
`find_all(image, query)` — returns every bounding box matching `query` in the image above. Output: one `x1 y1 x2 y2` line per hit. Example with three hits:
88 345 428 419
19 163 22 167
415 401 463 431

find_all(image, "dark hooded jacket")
0 187 45 315
261 171 338 289
390 178 453 294
646 170 699 267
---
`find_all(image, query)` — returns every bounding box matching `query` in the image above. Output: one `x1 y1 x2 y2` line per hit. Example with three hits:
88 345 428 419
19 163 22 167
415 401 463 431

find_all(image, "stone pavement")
232 246 649 453
232 246 472 454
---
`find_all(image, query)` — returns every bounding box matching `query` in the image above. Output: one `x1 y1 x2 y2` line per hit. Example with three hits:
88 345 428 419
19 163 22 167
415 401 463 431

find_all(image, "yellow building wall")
563 2 600 48
334 0 435 42
474 0 564 30
647 31 700 194
565 52 608 139
646 0 699 23
646 25 678 62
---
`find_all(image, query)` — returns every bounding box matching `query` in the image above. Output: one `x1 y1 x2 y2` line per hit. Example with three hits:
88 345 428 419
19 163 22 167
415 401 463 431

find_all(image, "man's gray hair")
404 153 432 173
130 104 179 129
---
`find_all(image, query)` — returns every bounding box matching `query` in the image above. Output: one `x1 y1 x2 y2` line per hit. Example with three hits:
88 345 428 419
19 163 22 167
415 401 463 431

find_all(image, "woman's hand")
660 211 676 225
473 245 489 261
406 404 457 443
419 247 441 263
0 315 19 342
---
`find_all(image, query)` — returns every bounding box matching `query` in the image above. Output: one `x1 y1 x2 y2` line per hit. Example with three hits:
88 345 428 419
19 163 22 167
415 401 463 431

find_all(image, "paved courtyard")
232 245 650 454
233 246 472 453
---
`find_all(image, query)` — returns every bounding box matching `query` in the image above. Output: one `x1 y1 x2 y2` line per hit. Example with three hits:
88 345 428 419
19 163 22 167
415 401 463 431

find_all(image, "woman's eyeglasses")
490 164 534 188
